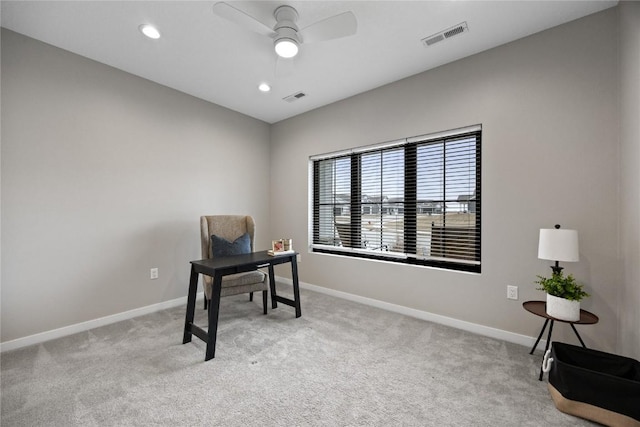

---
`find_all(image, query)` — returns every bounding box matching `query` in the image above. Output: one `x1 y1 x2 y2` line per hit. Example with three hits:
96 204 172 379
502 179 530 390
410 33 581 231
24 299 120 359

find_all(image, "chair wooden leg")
249 292 254 302
262 290 268 315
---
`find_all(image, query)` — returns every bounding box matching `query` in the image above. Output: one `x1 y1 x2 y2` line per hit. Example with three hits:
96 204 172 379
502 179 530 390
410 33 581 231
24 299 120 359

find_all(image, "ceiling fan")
212 2 358 59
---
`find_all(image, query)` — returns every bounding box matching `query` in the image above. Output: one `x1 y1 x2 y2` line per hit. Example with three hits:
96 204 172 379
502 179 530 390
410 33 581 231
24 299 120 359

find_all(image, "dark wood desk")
182 250 301 361
523 300 598 380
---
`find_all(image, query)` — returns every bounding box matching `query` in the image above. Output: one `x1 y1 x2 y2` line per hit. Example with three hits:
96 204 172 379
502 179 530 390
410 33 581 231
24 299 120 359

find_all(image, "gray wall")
3 6 638 359
270 9 623 353
1 29 271 342
619 1 640 359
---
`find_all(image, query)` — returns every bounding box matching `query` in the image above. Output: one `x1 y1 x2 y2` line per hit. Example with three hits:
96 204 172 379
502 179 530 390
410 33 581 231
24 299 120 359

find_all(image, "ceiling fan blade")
212 2 275 37
299 11 357 44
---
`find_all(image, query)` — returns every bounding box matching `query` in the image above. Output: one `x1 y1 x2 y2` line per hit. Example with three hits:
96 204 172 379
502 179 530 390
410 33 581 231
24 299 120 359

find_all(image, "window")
310 125 481 273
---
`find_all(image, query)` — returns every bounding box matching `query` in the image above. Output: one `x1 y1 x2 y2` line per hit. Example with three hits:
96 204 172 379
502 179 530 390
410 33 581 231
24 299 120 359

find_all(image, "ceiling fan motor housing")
274 5 300 45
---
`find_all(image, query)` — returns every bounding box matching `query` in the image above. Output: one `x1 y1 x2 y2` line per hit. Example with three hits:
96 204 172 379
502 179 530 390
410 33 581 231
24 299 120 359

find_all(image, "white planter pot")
546 293 580 321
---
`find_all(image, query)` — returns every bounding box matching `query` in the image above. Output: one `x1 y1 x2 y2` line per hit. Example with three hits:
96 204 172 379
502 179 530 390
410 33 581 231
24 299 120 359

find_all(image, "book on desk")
267 249 296 256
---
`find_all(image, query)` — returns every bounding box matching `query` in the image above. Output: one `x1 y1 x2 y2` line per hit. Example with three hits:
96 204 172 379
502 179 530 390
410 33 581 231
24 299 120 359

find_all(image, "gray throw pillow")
211 233 251 257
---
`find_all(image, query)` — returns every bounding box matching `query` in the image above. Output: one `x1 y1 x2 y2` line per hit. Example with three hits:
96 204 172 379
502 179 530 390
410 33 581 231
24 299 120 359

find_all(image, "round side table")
523 300 598 380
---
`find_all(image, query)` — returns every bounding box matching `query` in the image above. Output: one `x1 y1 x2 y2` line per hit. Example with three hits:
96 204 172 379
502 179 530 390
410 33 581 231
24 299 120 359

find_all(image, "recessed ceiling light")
258 83 271 92
139 24 161 40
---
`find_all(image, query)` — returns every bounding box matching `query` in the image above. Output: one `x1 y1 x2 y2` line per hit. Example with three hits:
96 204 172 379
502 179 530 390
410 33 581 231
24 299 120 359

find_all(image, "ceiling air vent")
422 22 468 47
283 91 306 103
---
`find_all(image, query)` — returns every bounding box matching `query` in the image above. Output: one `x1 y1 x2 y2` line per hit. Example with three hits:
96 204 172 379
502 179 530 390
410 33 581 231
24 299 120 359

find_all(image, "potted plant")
535 271 589 321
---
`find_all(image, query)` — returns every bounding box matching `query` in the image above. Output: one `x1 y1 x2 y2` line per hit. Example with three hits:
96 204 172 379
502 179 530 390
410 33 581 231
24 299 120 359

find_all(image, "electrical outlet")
150 268 159 280
507 285 518 300
297 254 301 263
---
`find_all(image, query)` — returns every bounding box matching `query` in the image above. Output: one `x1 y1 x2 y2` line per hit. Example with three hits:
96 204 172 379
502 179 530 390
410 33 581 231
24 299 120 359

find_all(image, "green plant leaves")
535 272 590 301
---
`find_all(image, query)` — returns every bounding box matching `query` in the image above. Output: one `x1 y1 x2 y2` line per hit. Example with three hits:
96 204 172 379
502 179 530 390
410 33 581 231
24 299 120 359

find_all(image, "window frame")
309 125 481 273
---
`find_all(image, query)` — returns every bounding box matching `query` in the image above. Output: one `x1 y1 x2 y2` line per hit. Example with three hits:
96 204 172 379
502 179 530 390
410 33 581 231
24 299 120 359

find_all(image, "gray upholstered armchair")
200 215 268 314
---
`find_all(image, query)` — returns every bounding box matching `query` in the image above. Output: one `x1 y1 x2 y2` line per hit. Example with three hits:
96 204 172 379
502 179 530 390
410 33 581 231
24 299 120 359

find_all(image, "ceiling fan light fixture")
274 37 299 58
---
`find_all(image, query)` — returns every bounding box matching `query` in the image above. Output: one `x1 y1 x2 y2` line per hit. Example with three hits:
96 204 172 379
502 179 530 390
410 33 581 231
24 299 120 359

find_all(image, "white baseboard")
277 277 544 350
0 292 204 353
2 278 545 354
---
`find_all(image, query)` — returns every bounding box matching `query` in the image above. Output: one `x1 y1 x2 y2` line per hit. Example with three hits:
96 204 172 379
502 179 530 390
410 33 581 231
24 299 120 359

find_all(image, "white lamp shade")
538 228 580 262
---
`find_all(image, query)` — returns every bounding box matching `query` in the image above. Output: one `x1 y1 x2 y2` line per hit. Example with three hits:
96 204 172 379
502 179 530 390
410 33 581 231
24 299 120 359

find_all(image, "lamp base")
550 261 564 275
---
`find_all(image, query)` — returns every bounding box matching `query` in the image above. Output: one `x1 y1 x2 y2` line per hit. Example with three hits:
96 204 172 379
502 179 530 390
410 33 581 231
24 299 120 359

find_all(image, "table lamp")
538 224 579 274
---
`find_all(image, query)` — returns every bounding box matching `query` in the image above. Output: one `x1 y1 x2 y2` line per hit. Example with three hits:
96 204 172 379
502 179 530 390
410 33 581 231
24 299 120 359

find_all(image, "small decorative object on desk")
272 239 284 252
268 238 295 256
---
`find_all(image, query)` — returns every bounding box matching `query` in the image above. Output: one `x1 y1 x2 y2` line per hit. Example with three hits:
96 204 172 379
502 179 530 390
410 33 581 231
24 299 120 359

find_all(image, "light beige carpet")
1 287 594 426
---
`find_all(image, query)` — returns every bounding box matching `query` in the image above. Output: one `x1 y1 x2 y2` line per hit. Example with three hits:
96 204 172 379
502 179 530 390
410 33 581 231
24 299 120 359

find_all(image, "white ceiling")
1 1 617 124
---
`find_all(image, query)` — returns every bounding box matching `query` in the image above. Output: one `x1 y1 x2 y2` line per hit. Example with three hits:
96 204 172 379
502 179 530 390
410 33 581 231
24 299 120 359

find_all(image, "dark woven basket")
547 342 640 426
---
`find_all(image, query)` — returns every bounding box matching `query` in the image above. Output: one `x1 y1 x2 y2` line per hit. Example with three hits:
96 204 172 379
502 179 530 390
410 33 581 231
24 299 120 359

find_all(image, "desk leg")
538 320 554 381
182 266 199 344
205 275 223 361
290 256 301 318
262 290 268 315
529 319 549 355
268 264 277 309
570 324 587 348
